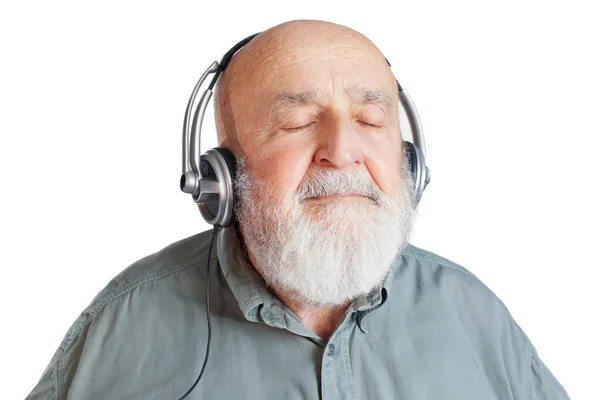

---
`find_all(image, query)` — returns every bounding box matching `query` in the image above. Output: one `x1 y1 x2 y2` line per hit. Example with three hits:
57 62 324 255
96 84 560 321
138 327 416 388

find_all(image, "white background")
1 0 598 398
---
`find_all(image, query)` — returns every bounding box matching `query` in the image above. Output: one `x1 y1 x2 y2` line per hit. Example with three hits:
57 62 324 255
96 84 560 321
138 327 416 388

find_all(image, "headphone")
180 33 431 227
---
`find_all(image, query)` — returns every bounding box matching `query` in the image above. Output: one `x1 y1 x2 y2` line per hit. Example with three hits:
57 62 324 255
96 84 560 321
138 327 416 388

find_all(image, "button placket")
321 312 356 400
321 340 332 400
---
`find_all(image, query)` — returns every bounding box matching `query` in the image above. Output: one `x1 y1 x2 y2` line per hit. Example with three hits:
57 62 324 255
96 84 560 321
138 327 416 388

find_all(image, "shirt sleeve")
525 347 571 400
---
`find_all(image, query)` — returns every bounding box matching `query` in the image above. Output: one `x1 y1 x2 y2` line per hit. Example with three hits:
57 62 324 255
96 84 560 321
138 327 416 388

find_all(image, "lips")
308 193 368 200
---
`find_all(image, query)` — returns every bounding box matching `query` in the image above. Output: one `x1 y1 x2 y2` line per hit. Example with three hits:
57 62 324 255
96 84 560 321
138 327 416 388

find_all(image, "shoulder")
400 243 479 279
60 229 217 351
388 245 569 399
27 230 219 399
394 243 525 342
397 245 571 398
397 243 494 299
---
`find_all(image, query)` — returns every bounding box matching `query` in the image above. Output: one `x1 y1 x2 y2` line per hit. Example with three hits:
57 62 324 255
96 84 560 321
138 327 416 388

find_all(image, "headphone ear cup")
403 141 418 189
198 157 219 222
197 148 237 227
403 141 427 205
213 147 237 183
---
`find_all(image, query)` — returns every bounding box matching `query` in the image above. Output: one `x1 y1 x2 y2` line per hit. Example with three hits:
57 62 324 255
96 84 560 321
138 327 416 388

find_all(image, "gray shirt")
27 226 570 399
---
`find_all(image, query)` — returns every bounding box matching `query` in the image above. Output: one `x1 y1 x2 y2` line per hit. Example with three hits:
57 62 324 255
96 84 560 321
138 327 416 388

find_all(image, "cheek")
251 147 313 201
364 140 404 194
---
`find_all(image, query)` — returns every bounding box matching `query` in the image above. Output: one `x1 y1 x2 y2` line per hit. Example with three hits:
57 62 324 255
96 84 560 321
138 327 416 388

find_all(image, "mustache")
295 169 383 203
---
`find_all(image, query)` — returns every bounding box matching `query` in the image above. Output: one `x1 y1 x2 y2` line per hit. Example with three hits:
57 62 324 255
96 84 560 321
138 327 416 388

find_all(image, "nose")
314 116 364 169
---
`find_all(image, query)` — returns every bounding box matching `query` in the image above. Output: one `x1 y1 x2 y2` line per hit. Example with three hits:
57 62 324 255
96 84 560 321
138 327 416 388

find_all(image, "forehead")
228 38 398 110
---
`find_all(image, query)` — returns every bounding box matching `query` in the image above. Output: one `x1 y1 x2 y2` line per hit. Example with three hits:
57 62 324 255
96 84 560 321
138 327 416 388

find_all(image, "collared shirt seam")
342 322 356 399
56 355 61 400
400 250 476 278
522 325 536 400
59 255 218 351
322 350 331 400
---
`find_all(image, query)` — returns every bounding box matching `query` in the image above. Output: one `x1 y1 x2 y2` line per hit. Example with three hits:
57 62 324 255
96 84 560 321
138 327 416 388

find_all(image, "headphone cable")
177 224 221 400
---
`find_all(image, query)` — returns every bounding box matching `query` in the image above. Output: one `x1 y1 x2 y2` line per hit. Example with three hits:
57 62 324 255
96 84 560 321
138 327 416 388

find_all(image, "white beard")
234 155 416 307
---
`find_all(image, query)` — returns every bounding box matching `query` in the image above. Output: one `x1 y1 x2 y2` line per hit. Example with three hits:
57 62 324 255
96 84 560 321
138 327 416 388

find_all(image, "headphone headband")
181 33 431 225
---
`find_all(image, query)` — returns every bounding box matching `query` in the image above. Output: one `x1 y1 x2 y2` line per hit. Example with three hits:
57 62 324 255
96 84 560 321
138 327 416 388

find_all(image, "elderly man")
27 20 569 400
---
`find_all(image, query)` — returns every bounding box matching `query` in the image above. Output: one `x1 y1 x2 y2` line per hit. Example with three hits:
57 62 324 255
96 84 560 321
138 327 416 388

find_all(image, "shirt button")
327 344 335 357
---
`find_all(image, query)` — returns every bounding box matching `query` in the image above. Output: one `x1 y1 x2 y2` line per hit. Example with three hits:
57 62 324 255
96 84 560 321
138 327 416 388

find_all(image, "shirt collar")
216 224 269 323
217 223 398 327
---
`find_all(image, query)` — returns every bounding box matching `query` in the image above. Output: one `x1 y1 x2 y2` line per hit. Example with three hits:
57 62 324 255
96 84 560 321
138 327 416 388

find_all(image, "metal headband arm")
399 89 426 158
181 34 259 195
181 61 219 194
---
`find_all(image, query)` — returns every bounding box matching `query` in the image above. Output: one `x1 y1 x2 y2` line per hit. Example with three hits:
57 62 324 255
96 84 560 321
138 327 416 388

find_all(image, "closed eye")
358 120 381 128
283 122 316 131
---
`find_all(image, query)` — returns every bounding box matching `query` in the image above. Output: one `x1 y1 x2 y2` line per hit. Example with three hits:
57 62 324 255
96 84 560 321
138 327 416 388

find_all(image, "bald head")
214 20 398 153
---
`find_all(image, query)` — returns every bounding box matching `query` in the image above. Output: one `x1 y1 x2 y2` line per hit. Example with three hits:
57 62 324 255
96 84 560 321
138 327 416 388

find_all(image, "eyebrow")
270 85 395 119
345 85 395 112
271 89 321 119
